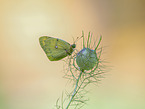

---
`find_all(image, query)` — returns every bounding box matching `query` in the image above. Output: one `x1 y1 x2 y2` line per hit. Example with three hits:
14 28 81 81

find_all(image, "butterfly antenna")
72 36 75 44
73 33 83 44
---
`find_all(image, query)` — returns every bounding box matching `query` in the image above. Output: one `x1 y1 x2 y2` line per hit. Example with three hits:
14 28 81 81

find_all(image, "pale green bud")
76 48 98 71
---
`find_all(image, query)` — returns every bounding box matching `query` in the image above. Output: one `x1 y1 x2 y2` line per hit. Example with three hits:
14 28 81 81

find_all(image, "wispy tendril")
55 31 106 109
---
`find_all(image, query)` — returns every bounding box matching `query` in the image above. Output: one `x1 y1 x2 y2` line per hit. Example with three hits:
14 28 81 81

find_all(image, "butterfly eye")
71 44 76 48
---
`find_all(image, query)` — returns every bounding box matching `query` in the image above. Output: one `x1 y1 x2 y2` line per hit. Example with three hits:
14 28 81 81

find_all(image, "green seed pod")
76 48 98 71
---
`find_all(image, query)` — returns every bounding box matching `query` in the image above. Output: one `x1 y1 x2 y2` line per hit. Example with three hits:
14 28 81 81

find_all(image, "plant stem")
95 35 102 51
66 71 83 109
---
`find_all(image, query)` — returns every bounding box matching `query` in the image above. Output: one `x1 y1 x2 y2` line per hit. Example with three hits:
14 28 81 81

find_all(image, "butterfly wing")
39 36 72 61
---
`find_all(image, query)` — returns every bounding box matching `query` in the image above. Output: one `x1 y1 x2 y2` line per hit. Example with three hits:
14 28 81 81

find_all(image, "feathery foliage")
55 31 106 109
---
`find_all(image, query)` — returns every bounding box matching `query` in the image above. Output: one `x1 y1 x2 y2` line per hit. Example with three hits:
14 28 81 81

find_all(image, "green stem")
82 31 85 48
66 71 83 109
87 32 90 48
95 35 102 51
89 33 93 48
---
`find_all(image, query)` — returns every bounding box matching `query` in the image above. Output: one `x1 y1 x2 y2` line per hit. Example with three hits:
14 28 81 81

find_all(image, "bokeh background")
0 0 145 109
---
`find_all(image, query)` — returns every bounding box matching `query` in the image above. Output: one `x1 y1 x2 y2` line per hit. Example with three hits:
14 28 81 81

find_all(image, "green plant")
55 31 105 109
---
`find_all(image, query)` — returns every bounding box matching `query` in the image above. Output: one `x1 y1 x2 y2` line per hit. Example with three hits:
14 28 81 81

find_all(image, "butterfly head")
71 44 76 48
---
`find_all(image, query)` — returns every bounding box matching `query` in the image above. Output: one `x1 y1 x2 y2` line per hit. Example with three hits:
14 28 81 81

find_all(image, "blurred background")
0 0 145 109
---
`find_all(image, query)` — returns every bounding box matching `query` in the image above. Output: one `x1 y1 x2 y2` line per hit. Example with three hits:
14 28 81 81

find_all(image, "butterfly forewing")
39 36 73 61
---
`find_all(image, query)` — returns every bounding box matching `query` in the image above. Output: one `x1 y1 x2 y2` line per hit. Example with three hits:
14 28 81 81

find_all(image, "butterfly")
39 36 76 61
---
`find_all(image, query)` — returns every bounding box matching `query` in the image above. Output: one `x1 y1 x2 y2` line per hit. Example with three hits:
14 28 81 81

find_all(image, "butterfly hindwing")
39 36 73 61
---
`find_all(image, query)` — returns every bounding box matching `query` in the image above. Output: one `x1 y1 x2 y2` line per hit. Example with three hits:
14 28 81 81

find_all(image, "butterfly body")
39 36 75 61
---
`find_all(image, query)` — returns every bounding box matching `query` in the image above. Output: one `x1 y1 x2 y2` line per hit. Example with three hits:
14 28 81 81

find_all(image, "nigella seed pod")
76 48 98 70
